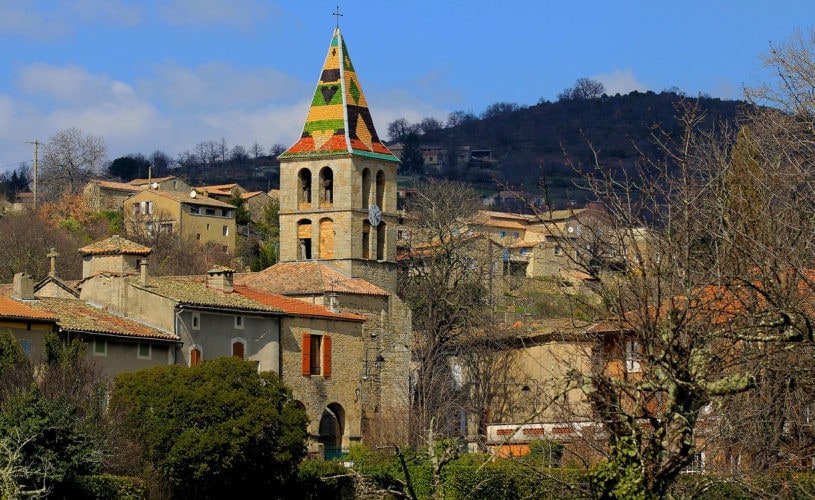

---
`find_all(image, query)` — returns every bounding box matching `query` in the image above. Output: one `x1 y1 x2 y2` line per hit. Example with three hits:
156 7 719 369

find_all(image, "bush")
296 460 354 500
69 475 146 500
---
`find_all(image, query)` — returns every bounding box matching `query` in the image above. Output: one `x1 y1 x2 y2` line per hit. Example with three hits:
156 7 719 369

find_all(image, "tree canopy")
109 357 308 499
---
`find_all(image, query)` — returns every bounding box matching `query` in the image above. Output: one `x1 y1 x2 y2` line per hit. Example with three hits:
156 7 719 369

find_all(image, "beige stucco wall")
3 321 53 363
86 338 174 378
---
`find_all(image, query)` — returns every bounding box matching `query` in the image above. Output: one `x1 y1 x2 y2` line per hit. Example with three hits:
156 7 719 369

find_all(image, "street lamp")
363 348 385 379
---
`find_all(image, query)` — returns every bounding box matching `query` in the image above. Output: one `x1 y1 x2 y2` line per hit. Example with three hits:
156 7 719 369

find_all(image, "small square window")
554 245 563 256
513 232 519 238
191 312 200 330
499 230 506 237
93 339 107 357
19 340 32 358
137 343 151 360
235 316 244 329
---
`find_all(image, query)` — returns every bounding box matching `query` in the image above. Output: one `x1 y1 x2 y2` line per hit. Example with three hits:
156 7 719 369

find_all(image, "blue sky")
0 0 811 174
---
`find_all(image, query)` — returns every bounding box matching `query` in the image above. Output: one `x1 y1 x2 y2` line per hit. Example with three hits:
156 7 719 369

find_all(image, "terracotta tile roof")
91 180 143 192
241 191 266 199
238 262 389 297
23 297 177 341
79 235 152 256
268 189 280 199
129 176 178 186
0 296 58 321
196 183 243 196
235 286 365 322
135 190 238 208
278 27 398 163
137 276 285 312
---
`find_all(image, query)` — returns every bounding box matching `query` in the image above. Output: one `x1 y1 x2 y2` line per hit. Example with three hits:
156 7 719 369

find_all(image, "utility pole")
25 140 39 209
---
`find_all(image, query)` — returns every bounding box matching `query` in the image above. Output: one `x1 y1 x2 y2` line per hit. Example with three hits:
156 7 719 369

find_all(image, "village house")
123 188 237 253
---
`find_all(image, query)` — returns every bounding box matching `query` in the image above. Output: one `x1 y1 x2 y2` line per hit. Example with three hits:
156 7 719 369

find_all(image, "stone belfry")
278 26 400 293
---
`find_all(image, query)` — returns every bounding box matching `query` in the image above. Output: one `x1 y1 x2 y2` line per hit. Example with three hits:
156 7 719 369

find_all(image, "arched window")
362 221 371 259
376 170 385 209
190 346 202 366
361 168 371 208
298 168 312 208
319 167 333 207
319 218 334 259
376 221 386 260
298 220 312 260
232 338 246 359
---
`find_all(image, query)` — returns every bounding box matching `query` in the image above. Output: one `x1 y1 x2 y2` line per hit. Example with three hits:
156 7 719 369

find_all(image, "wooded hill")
412 91 749 208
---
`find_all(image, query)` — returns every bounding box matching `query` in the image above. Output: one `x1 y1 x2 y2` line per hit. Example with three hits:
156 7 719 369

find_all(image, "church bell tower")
277 27 400 292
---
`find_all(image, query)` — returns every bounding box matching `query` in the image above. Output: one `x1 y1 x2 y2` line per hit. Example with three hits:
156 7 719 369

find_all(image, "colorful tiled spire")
280 27 398 162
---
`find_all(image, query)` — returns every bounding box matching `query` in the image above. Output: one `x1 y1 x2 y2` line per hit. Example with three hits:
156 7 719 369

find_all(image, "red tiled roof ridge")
235 286 365 322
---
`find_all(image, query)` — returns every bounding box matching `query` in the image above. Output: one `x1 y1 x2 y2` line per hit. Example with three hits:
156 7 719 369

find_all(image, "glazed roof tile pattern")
136 276 285 313
238 262 389 297
0 296 58 321
23 297 177 341
279 27 398 163
79 235 152 256
235 286 366 322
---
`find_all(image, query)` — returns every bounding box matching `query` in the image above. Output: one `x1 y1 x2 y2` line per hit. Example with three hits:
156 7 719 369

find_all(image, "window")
191 311 200 330
137 343 151 360
301 333 331 377
132 202 139 215
554 245 562 256
140 201 147 215
520 248 528 255
190 206 200 215
160 223 173 234
234 315 244 329
148 201 154 215
682 452 705 473
232 340 245 359
190 346 202 366
499 230 506 237
625 341 642 373
19 339 32 358
93 339 107 356
222 225 229 236
196 233 201 240
513 232 519 238
206 223 210 230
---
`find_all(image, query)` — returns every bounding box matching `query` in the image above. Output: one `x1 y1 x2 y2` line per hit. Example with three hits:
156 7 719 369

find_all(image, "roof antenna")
333 5 343 28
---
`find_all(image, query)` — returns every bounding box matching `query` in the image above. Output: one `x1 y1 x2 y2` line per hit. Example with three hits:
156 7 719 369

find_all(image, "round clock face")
368 204 382 226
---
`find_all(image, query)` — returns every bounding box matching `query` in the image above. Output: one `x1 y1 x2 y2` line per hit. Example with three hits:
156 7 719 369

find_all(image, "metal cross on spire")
333 5 343 28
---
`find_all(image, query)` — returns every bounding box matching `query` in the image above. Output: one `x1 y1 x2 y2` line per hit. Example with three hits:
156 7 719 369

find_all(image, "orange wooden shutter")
301 333 311 376
323 336 332 378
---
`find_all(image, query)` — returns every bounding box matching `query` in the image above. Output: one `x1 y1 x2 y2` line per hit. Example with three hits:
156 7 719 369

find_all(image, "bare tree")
398 180 498 444
40 127 106 198
558 78 605 101
543 80 815 494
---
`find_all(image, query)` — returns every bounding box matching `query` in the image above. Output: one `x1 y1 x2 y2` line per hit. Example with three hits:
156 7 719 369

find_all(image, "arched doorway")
318 403 345 459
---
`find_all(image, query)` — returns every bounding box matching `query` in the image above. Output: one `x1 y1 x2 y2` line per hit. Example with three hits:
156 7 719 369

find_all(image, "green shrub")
69 475 146 500
296 460 354 500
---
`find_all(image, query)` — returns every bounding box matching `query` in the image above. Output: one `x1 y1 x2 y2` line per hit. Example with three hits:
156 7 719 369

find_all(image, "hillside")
414 91 749 208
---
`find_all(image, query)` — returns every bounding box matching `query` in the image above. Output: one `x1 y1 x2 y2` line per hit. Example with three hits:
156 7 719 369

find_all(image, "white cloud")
593 69 649 96
159 0 275 31
142 61 308 112
0 4 71 39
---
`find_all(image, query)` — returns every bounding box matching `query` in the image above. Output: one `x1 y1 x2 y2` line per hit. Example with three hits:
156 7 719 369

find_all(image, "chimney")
207 266 234 293
328 292 339 313
12 273 35 300
139 258 149 286
47 247 59 277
